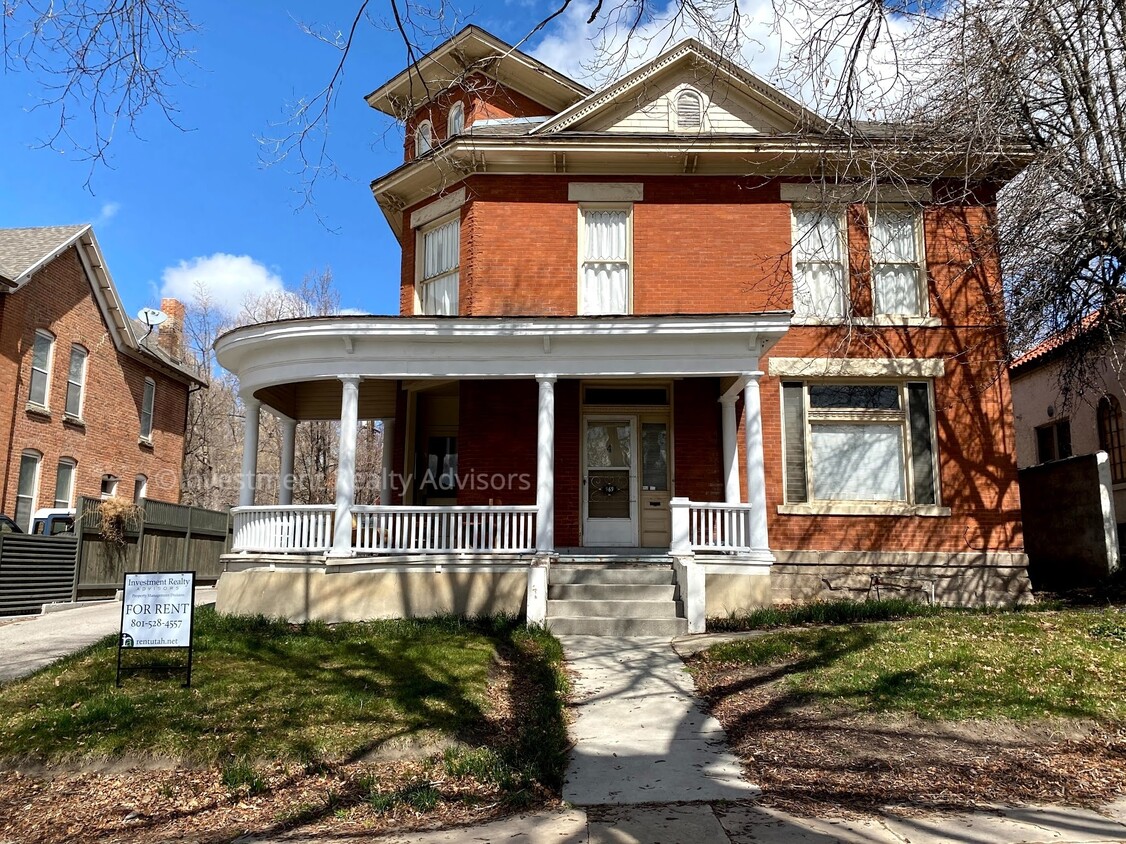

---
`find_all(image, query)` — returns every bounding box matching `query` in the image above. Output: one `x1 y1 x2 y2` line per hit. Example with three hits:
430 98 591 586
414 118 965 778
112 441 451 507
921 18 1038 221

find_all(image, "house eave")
215 312 793 401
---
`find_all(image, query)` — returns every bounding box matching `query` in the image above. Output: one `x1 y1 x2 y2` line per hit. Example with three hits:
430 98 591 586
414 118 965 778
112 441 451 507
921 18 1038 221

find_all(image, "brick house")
215 28 1031 631
0 225 204 530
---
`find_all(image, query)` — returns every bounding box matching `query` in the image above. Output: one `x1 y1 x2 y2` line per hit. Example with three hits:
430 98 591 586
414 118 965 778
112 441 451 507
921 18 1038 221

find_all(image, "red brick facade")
0 247 191 520
397 174 1023 557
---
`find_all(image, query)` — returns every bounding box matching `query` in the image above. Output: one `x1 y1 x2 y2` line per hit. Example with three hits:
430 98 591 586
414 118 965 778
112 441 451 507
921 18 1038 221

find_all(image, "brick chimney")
158 297 185 361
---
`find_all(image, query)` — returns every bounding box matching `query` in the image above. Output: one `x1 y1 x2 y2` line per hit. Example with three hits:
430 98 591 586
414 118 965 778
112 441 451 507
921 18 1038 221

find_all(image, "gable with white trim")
535 40 826 137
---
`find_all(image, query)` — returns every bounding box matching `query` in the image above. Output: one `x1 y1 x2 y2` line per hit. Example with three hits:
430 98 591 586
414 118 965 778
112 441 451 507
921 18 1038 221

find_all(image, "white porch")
215 314 789 630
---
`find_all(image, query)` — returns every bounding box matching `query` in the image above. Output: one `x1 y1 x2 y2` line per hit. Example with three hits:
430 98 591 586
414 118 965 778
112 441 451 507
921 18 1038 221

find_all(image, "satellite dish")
137 307 169 327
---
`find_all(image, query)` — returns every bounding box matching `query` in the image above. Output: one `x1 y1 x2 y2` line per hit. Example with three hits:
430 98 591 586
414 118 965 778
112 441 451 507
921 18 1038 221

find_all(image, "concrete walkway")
0 587 216 684
560 635 759 805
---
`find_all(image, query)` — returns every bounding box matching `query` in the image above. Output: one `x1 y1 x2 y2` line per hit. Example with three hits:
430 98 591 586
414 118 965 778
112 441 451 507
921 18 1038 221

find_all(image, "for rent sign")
121 572 195 648
117 571 196 687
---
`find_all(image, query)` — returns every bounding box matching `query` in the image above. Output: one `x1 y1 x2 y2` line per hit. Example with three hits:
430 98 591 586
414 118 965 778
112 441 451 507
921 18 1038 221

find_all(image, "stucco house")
214 27 1031 633
0 225 204 530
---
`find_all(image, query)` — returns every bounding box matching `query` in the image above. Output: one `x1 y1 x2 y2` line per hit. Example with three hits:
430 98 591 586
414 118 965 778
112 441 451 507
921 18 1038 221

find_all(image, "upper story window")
101 473 119 499
140 378 156 441
675 90 703 129
1099 395 1126 483
792 208 846 319
1035 418 1071 463
64 344 88 419
28 330 54 409
579 206 631 315
870 206 926 316
415 120 433 157
15 450 42 531
54 458 76 509
447 102 465 137
418 216 460 315
782 381 938 506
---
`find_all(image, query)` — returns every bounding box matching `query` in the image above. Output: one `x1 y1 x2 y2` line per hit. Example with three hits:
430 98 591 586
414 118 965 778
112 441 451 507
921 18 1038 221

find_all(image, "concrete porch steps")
545 563 688 637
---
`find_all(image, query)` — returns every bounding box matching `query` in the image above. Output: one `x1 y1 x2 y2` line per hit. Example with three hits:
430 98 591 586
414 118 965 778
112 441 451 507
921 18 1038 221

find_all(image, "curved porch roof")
214 313 792 419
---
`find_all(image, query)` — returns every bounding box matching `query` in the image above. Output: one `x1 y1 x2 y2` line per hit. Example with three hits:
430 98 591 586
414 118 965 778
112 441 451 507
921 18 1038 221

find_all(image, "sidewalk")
374 635 1126 844
0 587 216 684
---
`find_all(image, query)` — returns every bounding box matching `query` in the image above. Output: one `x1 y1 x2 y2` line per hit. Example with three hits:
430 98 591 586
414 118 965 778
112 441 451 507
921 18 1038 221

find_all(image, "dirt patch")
691 659 1126 817
0 641 559 844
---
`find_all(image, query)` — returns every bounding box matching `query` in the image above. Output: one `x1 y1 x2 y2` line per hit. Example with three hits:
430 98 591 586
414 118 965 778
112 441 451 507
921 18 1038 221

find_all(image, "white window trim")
27 329 55 411
768 357 945 379
415 120 434 157
64 344 88 421
577 203 634 316
778 379 946 515
15 450 42 531
447 101 465 137
140 377 156 442
54 458 77 509
101 473 120 499
790 205 848 322
134 474 148 503
870 203 929 318
414 212 460 316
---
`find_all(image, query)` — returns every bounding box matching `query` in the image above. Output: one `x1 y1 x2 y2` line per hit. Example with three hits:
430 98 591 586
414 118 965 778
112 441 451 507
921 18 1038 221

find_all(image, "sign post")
117 571 196 687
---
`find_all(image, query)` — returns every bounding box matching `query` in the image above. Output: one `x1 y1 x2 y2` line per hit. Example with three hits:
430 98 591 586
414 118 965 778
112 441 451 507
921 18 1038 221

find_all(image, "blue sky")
0 1 581 318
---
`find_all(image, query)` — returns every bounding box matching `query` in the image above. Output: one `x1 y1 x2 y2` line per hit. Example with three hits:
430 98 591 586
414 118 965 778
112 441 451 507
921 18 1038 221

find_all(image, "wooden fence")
75 497 231 596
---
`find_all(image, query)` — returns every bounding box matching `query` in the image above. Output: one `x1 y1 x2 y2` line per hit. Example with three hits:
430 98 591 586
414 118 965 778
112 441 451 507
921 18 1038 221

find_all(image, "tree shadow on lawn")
690 626 1126 816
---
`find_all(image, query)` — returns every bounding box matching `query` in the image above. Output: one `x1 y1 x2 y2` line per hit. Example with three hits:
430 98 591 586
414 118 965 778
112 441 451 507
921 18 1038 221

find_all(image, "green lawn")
695 608 1126 721
0 608 568 792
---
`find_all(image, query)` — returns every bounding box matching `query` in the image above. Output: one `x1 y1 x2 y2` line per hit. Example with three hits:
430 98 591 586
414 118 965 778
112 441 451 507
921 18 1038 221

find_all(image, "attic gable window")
415 120 434 156
675 90 703 129
447 101 465 137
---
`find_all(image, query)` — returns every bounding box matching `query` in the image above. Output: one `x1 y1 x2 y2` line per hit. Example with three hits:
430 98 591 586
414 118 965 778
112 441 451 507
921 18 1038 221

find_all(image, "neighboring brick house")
214 27 1031 629
0 225 204 530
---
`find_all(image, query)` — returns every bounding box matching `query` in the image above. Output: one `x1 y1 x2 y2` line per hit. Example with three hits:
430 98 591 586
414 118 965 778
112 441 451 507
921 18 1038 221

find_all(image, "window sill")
778 502 951 517
790 316 941 328
25 404 51 419
138 437 154 449
63 414 86 429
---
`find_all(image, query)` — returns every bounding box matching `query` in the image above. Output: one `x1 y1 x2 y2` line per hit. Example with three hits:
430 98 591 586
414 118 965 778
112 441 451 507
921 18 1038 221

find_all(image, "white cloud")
97 201 121 225
160 253 284 315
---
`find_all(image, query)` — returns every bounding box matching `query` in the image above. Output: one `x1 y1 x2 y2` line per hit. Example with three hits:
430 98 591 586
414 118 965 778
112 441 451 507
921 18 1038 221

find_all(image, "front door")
582 417 637 546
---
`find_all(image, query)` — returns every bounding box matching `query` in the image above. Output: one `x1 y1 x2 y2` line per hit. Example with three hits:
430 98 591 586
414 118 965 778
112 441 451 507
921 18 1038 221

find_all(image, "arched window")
54 458 77 508
134 474 148 503
447 101 465 137
415 120 433 156
15 450 42 531
1098 395 1126 483
675 90 703 129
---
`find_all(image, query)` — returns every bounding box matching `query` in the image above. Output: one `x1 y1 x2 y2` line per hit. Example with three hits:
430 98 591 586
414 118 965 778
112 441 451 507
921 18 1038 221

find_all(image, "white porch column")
278 417 297 506
743 372 772 558
535 375 556 554
720 395 740 504
380 417 396 505
238 396 261 508
329 376 361 557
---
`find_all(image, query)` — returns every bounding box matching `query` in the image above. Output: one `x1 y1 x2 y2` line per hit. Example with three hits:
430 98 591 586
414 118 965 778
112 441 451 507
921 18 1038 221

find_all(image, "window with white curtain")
15 450 41 531
871 207 924 316
447 101 465 137
54 458 76 509
792 209 846 319
415 120 433 156
580 207 631 315
782 381 938 505
28 330 54 408
418 216 460 315
64 345 87 419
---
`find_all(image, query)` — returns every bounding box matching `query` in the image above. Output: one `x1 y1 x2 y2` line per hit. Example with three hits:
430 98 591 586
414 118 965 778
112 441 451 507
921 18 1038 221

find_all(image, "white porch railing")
232 505 335 553
670 499 755 553
352 505 538 554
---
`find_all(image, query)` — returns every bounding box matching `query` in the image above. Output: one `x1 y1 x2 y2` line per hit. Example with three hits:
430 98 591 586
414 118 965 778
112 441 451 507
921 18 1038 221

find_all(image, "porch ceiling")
215 313 792 397
255 379 398 421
